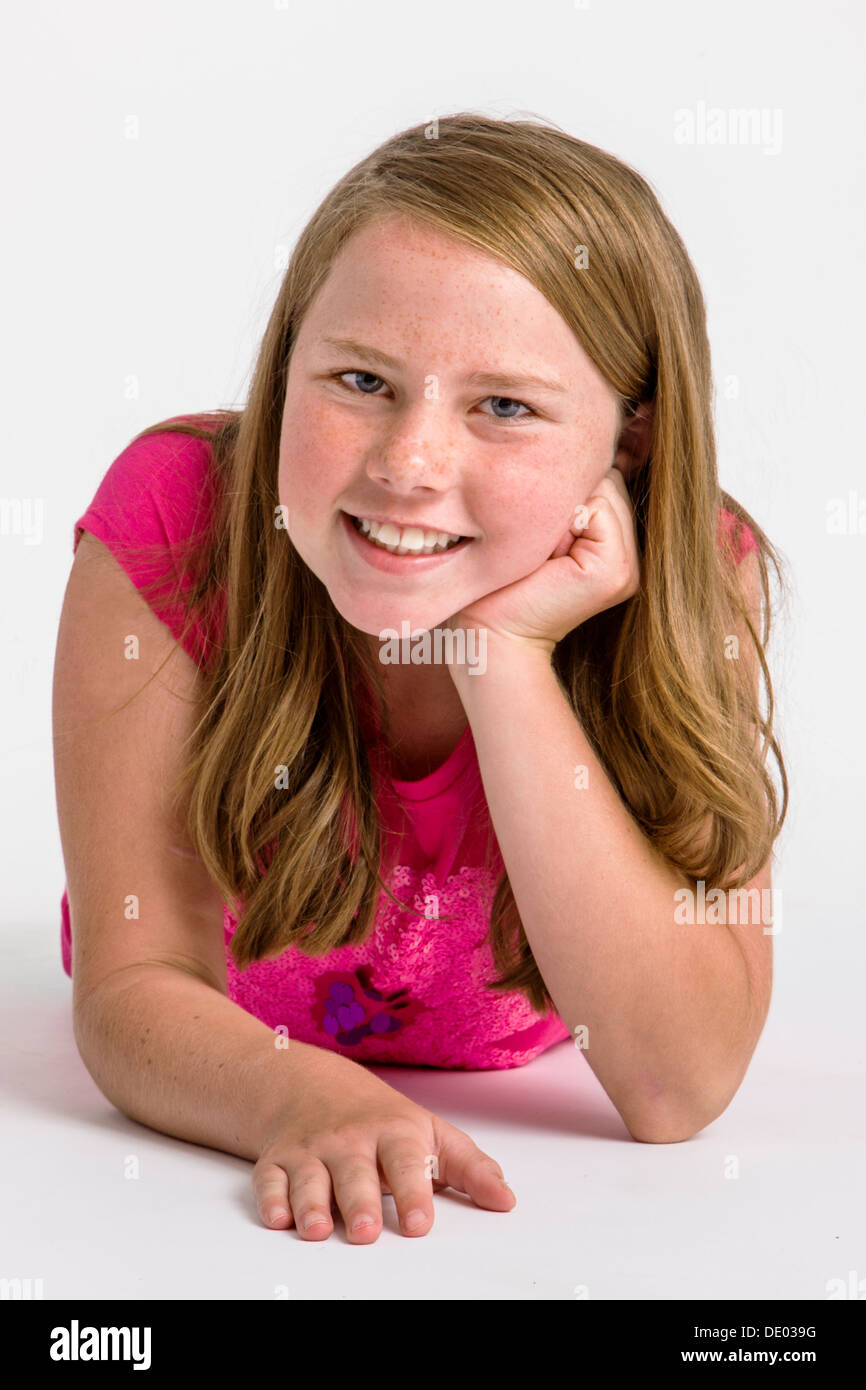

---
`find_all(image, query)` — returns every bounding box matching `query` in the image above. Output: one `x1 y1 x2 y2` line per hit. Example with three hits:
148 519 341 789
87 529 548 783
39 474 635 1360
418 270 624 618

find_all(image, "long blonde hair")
113 113 788 1014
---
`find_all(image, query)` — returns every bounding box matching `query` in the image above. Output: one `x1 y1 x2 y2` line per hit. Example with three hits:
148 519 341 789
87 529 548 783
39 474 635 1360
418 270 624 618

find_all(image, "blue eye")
337 370 385 394
332 371 537 425
478 395 535 424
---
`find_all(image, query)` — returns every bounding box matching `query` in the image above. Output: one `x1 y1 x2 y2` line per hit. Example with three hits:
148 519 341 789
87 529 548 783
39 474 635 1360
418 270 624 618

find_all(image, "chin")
327 592 458 639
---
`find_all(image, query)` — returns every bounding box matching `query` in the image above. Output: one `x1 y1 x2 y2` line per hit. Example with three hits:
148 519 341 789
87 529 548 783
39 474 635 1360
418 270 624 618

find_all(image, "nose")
366 405 459 493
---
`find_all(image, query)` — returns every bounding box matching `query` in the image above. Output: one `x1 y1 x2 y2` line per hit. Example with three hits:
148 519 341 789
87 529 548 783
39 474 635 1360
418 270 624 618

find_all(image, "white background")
2 0 863 1301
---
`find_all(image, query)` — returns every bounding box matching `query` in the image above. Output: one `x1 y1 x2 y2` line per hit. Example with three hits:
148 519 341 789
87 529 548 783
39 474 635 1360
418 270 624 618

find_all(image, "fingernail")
405 1209 427 1231
270 1208 289 1224
303 1213 329 1231
351 1215 376 1232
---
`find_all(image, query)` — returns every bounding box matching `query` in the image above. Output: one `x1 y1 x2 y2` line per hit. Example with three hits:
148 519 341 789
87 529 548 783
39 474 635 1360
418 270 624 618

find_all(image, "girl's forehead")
302 254 601 383
291 215 622 417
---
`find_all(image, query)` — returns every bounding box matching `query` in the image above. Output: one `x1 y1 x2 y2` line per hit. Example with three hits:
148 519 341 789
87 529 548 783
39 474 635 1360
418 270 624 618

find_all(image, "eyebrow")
319 335 570 395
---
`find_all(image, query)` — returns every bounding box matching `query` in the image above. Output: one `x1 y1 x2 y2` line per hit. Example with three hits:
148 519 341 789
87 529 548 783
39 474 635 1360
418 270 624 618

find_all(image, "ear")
613 399 655 481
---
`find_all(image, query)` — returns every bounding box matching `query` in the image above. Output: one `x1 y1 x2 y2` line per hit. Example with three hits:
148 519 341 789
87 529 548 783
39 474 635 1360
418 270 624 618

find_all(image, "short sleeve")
71 417 225 666
717 505 759 565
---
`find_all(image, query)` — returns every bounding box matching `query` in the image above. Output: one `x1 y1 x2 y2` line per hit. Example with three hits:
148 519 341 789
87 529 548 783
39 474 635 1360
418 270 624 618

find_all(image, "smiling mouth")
346 512 471 556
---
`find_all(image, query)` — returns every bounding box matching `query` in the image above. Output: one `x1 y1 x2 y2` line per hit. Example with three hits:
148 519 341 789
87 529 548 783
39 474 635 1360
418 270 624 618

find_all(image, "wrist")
446 624 555 688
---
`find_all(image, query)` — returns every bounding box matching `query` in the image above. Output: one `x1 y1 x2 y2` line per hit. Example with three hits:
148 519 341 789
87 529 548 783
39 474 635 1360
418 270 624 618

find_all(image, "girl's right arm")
52 531 515 1242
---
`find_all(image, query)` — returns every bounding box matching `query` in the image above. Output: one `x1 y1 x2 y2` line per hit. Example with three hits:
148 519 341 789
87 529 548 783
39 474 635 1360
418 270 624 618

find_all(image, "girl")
53 113 787 1245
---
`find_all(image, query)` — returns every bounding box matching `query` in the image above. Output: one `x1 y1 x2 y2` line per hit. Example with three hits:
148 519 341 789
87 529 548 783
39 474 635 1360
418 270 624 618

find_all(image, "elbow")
620 1076 743 1145
626 1114 709 1144
72 1005 113 1103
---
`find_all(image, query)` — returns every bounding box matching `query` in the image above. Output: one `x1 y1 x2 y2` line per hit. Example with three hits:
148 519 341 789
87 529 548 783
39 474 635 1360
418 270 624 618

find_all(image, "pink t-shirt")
59 418 758 1070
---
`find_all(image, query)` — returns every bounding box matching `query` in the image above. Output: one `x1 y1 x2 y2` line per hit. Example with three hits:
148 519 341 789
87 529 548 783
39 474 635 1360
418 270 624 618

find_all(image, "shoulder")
76 414 220 553
715 506 764 635
717 504 759 566
71 414 226 665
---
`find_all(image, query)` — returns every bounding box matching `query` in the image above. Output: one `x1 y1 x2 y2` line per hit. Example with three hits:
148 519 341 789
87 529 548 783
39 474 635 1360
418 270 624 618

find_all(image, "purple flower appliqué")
312 965 428 1046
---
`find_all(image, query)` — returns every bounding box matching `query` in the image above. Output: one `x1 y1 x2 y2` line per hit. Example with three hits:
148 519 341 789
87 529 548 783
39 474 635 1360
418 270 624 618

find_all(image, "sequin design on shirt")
312 964 430 1046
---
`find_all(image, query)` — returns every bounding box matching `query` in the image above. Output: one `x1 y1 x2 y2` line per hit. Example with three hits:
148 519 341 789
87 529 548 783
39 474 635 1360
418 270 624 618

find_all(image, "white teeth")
354 515 464 555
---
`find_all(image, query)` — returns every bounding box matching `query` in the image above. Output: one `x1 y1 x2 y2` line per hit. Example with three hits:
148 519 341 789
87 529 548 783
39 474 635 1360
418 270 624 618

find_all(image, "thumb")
433 1119 516 1210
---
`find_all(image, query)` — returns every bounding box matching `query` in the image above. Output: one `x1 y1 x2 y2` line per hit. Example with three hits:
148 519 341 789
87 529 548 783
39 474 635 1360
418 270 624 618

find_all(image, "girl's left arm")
448 548 773 1145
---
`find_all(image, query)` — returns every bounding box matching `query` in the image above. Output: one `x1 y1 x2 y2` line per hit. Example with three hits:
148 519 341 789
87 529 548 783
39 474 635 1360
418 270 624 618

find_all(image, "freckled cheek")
278 405 362 518
469 509 562 589
477 475 576 559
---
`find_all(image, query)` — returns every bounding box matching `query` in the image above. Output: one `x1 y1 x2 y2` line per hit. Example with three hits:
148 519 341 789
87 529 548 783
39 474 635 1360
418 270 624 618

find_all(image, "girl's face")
278 214 622 637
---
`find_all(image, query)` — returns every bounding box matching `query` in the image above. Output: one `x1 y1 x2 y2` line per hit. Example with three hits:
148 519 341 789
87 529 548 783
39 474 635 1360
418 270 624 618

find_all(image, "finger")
377 1131 439 1237
569 493 624 560
584 488 640 600
379 1175 448 1195
252 1159 293 1230
433 1125 516 1211
598 467 636 541
608 462 631 490
603 470 641 585
284 1156 335 1240
328 1143 386 1244
580 469 638 558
